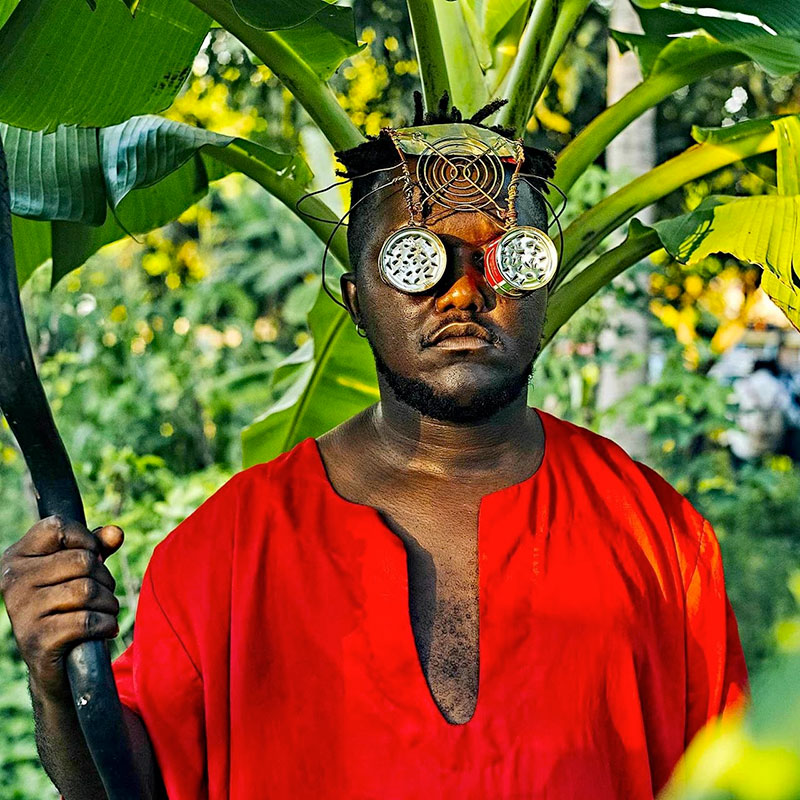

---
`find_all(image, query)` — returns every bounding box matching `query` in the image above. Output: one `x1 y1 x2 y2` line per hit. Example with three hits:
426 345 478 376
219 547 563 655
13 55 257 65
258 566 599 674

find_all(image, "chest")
380 498 482 725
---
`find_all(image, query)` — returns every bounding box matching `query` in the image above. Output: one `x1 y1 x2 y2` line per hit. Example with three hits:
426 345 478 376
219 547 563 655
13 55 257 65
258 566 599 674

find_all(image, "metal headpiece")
377 123 558 296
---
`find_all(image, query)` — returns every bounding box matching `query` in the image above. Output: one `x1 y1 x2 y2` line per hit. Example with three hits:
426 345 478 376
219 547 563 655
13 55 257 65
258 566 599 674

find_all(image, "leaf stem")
497 0 591 135
433 0 487 114
406 0 451 111
204 143 350 269
541 226 661 348
555 127 779 287
188 0 364 151
553 47 745 194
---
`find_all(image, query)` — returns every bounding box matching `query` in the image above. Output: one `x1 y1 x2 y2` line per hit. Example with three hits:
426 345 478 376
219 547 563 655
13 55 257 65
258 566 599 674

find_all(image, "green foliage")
242 281 378 466
1 115 315 287
631 1 800 78
0 0 210 130
0 2 799 793
647 116 800 328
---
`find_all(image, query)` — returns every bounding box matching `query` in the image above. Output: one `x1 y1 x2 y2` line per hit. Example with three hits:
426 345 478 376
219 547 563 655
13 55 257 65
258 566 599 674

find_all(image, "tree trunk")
596 0 654 460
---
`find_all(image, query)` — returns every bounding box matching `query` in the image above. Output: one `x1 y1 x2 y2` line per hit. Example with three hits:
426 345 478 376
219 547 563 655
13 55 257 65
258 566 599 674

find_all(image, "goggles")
377 124 559 298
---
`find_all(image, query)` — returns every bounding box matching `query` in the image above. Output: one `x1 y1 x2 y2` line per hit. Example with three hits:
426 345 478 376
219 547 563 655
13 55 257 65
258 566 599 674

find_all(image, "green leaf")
554 33 747 193
776 116 800 196
0 124 106 224
276 5 363 80
50 156 213 286
692 115 787 145
0 0 210 131
459 0 528 52
633 0 799 37
0 0 20 28
609 30 669 79
650 118 800 329
631 5 800 76
434 0 488 113
10 215 50 285
231 0 333 31
241 286 378 466
3 115 313 286
457 0 494 70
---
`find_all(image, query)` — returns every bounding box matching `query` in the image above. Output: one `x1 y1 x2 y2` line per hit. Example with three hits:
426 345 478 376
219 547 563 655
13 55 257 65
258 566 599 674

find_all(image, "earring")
355 322 368 338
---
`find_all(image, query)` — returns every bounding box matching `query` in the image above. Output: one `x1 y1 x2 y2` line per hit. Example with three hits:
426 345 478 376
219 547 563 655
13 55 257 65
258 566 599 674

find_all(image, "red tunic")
112 410 748 799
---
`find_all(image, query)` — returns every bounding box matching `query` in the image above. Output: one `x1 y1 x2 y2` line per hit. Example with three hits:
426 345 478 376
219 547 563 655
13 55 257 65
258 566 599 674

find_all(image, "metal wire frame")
292 156 568 309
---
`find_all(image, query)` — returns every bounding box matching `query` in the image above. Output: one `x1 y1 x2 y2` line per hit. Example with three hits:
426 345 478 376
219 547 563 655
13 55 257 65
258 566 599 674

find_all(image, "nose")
434 247 494 313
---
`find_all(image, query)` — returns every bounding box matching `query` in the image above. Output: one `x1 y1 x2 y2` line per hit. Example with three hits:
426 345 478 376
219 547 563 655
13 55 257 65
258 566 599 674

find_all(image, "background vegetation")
0 1 798 797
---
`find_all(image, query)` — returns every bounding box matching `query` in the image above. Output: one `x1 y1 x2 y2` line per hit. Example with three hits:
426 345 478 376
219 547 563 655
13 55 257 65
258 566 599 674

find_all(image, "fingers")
39 610 120 653
0 516 125 705
27 549 116 592
14 515 100 557
93 525 124 561
39 578 120 618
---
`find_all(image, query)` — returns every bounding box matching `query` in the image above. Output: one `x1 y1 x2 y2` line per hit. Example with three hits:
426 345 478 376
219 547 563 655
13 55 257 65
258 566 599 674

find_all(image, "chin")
373 348 532 423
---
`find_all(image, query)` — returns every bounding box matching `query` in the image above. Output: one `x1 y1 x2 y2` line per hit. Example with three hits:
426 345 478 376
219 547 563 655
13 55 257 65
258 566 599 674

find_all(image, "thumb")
91 525 124 561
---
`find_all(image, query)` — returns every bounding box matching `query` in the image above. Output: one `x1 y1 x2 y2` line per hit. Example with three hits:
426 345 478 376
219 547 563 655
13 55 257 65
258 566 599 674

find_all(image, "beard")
369 340 537 423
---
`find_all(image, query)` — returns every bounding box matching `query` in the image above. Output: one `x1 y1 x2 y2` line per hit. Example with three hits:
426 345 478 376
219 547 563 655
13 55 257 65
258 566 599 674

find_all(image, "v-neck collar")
305 406 553 511
297 408 555 728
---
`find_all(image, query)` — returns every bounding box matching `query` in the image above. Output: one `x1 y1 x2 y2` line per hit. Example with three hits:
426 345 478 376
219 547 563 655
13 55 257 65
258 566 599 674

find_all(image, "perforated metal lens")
379 227 447 293
488 227 558 295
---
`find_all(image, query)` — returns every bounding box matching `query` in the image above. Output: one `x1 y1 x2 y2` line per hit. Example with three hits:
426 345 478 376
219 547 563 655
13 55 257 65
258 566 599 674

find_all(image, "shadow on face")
341 165 552 423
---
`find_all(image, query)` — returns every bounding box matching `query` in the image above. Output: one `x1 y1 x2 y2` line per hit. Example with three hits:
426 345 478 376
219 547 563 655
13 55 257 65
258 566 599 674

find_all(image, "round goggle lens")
379 227 447 293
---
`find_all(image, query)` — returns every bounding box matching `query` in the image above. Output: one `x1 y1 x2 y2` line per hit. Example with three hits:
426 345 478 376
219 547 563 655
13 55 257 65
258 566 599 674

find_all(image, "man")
1 100 748 800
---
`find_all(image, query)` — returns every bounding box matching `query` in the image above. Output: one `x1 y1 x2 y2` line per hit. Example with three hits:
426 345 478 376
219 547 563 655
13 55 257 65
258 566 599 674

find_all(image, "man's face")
342 167 550 423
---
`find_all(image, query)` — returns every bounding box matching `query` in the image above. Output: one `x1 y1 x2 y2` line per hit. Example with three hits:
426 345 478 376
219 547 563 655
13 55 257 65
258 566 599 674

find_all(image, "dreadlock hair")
334 92 556 272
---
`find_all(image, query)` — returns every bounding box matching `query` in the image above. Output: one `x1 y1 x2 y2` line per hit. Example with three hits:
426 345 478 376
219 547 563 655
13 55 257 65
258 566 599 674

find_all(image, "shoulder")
153 439 315 554
145 438 318 602
540 410 706 584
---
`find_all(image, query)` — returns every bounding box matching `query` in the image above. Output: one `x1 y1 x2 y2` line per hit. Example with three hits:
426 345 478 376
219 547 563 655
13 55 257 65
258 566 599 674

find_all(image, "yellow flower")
109 305 128 323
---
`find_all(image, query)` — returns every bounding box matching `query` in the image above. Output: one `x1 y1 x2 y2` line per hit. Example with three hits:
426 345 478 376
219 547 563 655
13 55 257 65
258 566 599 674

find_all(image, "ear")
340 271 361 326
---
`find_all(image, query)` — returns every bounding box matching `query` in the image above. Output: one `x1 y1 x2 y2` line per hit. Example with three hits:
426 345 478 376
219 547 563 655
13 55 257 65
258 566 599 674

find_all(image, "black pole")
0 132 143 799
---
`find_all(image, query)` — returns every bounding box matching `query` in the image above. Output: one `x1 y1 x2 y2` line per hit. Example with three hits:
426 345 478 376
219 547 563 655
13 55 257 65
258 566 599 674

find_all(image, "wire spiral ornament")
415 137 506 215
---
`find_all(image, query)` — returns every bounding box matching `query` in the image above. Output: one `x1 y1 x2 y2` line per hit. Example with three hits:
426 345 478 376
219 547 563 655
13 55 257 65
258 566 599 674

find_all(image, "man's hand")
0 515 124 703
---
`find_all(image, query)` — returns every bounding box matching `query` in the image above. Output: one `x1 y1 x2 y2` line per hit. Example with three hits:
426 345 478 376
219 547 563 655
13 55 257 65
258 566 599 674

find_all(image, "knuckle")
77 549 95 572
81 611 95 637
81 578 98 603
0 556 15 593
48 514 66 535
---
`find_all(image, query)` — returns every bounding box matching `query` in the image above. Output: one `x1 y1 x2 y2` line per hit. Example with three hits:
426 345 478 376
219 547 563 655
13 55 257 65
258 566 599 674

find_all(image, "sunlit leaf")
241 286 378 466
0 0 210 131
0 0 20 28
628 2 800 76
648 117 800 331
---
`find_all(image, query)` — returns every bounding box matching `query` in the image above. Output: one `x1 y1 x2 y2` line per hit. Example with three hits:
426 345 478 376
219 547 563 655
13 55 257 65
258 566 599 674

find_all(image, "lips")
426 322 496 347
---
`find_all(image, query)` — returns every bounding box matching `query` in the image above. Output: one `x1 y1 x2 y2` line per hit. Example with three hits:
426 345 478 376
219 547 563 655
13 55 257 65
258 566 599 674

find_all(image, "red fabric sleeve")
111 640 139 716
684 517 750 747
110 565 207 798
